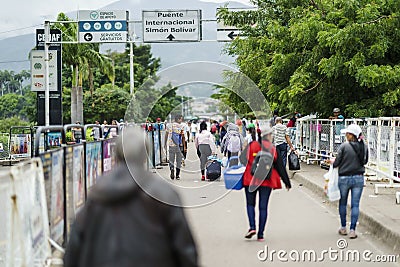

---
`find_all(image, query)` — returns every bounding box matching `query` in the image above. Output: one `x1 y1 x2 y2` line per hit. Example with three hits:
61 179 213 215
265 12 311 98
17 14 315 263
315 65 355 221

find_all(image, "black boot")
176 168 181 180
170 169 175 180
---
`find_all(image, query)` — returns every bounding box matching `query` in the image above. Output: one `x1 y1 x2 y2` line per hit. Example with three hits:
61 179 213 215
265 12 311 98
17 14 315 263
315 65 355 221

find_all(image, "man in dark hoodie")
64 127 198 267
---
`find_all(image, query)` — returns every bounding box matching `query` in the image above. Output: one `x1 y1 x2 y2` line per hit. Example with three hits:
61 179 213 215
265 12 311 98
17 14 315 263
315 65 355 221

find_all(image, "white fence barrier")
295 117 400 196
0 158 52 267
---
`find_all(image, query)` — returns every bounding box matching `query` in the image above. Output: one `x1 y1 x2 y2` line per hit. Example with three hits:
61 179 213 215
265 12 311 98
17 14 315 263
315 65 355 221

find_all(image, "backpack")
227 133 241 153
251 143 274 181
171 132 182 146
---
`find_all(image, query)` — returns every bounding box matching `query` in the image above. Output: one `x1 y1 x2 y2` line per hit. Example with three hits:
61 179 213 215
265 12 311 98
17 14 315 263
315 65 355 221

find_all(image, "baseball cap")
341 124 362 137
333 108 340 113
260 125 273 137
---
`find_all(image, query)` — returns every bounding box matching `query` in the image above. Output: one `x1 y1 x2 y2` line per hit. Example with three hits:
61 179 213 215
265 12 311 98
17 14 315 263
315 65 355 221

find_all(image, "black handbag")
288 151 301 170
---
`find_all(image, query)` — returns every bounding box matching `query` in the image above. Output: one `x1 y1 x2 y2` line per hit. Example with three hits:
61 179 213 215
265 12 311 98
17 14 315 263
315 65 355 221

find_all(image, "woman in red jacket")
243 125 291 241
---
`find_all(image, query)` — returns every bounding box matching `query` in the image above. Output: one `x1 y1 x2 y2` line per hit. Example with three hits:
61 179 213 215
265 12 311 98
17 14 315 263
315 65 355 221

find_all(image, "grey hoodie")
333 141 369 176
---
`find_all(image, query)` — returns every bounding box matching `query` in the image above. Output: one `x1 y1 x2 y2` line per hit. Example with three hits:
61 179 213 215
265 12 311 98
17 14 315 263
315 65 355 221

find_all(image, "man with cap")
331 124 368 239
329 108 345 135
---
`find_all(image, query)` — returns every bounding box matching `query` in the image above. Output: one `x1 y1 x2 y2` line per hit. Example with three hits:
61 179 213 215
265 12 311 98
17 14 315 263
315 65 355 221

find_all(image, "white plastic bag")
222 157 228 167
324 165 341 202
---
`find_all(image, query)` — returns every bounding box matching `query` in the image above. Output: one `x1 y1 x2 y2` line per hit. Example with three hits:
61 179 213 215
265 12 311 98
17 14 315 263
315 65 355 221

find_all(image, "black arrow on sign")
228 31 239 40
84 33 93 42
167 34 175 41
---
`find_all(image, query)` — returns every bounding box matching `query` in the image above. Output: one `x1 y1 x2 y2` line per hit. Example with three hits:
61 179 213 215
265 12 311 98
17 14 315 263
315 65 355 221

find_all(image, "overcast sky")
0 0 252 40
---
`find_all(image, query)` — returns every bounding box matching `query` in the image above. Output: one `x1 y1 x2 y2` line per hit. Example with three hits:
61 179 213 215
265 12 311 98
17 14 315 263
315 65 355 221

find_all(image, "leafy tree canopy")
217 0 400 118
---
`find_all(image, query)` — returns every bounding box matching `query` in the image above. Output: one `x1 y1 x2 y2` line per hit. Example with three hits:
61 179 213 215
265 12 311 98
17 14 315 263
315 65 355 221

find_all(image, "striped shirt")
273 123 290 146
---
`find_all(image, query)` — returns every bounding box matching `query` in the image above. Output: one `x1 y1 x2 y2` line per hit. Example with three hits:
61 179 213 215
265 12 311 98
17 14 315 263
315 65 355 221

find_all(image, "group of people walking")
62 109 369 267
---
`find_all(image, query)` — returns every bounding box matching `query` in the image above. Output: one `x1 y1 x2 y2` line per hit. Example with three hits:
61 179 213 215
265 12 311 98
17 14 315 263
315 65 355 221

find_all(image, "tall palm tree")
54 13 114 123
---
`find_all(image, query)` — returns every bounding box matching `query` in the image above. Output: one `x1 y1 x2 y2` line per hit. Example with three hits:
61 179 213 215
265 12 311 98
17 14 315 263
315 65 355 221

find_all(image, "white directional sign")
78 10 129 43
217 23 240 42
30 50 58 92
142 10 202 43
216 8 255 42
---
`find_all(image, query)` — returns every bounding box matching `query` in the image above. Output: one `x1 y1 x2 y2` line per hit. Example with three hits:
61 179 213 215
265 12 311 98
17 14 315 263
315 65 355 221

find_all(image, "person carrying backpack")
195 121 216 181
242 125 291 242
164 115 186 180
221 123 243 166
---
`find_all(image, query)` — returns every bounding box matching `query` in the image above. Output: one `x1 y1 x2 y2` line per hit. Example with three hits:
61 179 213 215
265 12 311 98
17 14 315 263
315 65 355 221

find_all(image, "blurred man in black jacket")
64 127 198 267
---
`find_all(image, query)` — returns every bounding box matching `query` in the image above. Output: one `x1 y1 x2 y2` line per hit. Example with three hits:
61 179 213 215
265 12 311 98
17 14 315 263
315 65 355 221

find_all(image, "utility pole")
44 21 50 126
129 41 134 95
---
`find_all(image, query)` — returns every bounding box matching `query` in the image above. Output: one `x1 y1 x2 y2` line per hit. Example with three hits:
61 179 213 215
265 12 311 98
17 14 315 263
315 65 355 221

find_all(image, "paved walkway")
155 142 399 266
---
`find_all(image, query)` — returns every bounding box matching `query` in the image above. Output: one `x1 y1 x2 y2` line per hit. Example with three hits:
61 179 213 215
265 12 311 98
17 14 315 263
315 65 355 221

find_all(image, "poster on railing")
64 146 74 236
50 149 65 242
47 132 62 149
73 146 85 213
7 159 51 266
86 142 102 189
103 139 116 174
10 134 31 158
0 174 12 266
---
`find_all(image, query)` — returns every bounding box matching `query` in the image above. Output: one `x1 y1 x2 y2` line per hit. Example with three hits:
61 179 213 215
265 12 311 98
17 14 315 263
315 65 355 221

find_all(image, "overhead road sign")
216 8 257 42
142 10 202 43
78 10 129 43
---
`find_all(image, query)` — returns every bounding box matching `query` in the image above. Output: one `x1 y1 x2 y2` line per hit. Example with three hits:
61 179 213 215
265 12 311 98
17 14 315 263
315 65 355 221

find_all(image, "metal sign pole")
44 21 50 126
129 41 134 95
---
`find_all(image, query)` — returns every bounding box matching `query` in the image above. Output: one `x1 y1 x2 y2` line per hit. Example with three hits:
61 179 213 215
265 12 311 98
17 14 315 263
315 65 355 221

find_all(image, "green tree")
83 84 130 123
54 13 114 124
217 0 400 118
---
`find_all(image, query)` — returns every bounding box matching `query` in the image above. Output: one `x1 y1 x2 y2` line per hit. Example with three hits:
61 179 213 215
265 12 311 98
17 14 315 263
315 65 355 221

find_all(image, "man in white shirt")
272 117 295 168
164 115 186 180
190 121 198 142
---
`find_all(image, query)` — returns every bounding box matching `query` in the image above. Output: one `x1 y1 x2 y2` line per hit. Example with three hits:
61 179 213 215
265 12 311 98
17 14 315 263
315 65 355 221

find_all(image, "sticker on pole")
142 10 202 43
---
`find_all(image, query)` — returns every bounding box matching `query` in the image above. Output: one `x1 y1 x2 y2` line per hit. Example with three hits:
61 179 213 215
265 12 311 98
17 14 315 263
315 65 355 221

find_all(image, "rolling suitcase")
206 156 222 181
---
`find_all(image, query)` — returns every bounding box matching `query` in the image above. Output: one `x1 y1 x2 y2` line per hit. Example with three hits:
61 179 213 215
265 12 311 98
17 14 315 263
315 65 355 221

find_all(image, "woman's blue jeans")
244 186 272 239
338 175 364 230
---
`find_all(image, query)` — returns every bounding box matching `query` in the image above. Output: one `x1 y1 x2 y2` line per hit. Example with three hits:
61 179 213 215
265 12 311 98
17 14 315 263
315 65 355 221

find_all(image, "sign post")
44 21 50 126
78 10 129 43
142 10 202 43
33 28 63 126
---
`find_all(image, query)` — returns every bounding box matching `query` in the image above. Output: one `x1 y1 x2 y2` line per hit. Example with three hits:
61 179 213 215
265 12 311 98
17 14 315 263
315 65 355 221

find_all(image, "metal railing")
295 117 400 195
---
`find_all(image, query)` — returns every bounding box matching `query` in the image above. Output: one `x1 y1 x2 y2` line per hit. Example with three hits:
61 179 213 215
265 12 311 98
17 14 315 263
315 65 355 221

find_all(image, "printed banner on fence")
103 139 116 174
41 149 65 243
10 134 31 158
73 146 85 212
7 159 51 267
86 142 102 189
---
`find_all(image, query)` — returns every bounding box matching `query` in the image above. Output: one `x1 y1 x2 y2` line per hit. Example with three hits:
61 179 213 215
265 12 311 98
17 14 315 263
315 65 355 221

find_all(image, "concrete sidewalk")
290 163 400 252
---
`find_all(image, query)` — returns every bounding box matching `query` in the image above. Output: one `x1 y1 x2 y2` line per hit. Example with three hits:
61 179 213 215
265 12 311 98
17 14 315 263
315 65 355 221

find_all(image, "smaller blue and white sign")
78 10 129 43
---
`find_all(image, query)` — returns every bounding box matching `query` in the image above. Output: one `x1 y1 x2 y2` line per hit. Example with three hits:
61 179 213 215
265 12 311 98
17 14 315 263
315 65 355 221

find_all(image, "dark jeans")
338 175 364 230
244 186 272 239
276 143 288 168
169 146 183 171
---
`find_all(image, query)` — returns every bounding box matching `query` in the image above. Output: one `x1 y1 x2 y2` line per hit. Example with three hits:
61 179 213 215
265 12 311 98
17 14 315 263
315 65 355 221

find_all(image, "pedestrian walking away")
190 121 198 142
64 127 198 267
165 115 186 180
195 121 216 181
272 117 295 168
270 109 279 127
221 123 243 166
331 124 368 239
242 125 291 241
